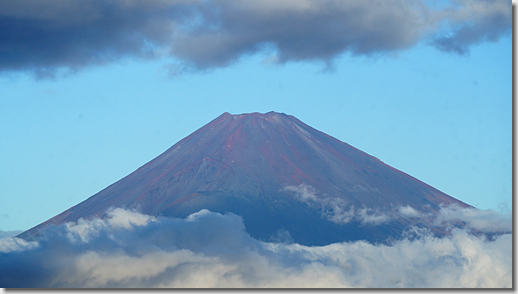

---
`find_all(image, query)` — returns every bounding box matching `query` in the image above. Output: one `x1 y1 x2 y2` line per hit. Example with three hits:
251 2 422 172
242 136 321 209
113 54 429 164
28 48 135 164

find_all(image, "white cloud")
0 235 38 253
0 208 511 288
63 207 157 243
283 183 318 202
324 199 356 224
357 208 390 225
397 204 512 234
284 184 391 225
432 205 512 233
266 229 511 288
398 205 422 218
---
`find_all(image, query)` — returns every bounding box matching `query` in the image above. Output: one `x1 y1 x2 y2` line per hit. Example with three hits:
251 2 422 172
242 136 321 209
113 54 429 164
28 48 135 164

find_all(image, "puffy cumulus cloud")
0 207 511 288
0 235 38 253
63 207 157 243
0 0 510 77
0 230 37 253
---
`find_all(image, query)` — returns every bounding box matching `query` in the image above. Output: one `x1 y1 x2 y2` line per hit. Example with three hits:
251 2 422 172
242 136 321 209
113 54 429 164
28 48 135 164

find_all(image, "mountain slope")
20 112 471 245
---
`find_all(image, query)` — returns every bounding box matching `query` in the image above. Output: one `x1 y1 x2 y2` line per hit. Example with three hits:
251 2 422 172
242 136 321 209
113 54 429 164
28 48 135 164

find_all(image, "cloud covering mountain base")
0 208 511 288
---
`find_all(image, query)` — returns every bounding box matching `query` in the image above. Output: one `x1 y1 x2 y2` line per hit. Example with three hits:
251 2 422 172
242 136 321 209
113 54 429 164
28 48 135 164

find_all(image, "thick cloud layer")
0 207 511 288
0 0 510 76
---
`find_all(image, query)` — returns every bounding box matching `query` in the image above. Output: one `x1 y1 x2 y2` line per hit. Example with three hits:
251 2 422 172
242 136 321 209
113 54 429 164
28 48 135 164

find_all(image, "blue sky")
0 0 512 232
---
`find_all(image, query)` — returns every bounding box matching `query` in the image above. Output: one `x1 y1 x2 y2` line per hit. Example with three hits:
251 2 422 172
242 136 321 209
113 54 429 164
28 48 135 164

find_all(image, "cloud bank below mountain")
0 0 511 77
0 207 511 288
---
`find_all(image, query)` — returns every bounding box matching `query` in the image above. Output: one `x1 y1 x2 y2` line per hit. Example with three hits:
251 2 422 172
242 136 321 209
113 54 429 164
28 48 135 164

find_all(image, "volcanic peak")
19 111 472 245
215 111 293 127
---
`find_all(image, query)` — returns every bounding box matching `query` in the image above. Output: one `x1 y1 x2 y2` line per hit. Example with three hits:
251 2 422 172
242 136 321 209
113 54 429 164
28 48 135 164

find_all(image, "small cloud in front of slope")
283 183 394 225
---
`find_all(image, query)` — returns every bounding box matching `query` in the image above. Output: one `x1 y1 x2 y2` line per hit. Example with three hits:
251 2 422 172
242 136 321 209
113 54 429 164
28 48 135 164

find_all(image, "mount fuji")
20 112 471 245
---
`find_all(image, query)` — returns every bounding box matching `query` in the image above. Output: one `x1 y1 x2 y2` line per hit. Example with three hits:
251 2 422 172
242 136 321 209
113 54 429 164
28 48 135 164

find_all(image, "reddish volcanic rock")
20 112 471 245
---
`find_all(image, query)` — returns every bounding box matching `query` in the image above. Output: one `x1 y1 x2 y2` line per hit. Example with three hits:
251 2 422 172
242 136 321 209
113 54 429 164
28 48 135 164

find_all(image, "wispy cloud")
283 183 391 225
397 204 512 233
0 207 511 288
0 229 23 239
432 205 512 233
0 0 510 77
284 183 513 232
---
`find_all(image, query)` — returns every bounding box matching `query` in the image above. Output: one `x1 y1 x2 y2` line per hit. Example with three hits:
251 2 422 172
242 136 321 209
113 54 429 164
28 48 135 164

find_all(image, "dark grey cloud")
169 0 432 70
0 207 512 288
0 0 193 77
0 0 510 76
431 0 512 54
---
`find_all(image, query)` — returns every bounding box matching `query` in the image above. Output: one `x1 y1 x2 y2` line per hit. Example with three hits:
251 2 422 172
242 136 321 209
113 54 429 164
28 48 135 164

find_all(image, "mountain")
19 112 471 245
